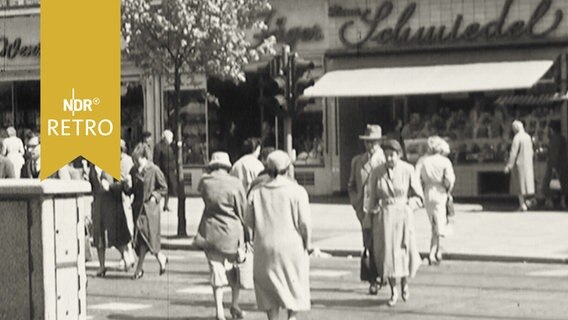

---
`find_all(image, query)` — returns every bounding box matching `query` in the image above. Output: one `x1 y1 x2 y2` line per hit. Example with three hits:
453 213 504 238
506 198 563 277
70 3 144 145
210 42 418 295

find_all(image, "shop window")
400 93 562 165
292 102 324 166
164 89 220 166
0 0 39 8
120 82 144 148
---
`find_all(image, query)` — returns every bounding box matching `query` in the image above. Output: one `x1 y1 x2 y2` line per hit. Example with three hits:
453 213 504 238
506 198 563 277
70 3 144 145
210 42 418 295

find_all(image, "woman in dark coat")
89 165 134 277
196 151 247 320
127 144 168 279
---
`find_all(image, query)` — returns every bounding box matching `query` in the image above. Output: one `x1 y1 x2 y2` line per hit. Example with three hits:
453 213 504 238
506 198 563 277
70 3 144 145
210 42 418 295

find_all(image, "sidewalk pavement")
159 197 568 264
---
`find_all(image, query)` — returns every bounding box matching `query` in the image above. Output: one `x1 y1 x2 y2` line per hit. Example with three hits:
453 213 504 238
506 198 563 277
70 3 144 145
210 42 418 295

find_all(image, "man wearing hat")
347 124 385 294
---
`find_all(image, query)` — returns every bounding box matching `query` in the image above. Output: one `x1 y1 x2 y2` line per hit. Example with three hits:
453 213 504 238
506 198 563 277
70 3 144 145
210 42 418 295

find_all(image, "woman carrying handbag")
196 152 248 320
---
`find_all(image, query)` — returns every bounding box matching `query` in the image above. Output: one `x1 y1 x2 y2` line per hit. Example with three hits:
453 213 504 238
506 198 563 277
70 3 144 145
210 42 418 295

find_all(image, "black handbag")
360 249 372 281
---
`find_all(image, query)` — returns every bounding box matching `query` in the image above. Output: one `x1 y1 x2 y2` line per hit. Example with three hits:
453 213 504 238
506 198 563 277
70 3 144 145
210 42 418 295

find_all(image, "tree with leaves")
122 0 275 236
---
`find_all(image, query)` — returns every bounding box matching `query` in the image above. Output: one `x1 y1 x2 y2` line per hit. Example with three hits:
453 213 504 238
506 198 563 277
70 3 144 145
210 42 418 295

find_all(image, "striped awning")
495 93 568 106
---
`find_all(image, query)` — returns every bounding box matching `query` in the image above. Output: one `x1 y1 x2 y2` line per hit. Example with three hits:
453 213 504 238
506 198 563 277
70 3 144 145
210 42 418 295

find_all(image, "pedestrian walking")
417 136 455 265
248 146 275 194
542 121 568 208
504 120 535 211
153 130 177 212
196 151 247 320
3 127 24 178
231 137 264 191
121 140 136 236
347 124 385 294
0 139 15 178
135 131 153 162
20 135 40 179
245 150 311 320
367 139 423 307
127 144 168 279
88 165 135 277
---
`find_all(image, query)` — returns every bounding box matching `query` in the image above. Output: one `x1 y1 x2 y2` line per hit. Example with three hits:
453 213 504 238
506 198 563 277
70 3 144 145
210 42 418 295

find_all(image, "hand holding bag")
236 240 254 289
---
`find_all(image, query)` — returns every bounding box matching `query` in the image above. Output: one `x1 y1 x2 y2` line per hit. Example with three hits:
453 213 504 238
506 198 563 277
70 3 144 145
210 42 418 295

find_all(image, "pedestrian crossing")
526 269 568 277
89 302 152 311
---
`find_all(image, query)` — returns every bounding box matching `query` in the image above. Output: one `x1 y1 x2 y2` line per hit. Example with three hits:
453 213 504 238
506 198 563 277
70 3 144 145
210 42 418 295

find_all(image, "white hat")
267 150 291 172
208 152 232 169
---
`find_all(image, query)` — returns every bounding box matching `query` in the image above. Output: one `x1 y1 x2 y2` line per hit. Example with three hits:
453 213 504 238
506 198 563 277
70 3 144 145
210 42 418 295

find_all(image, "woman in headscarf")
505 120 535 211
127 143 168 279
246 150 311 320
417 136 455 265
196 151 247 320
367 139 423 307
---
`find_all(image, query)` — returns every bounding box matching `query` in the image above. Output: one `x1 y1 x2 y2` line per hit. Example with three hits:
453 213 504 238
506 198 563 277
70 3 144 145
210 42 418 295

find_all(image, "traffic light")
258 56 289 117
290 53 315 115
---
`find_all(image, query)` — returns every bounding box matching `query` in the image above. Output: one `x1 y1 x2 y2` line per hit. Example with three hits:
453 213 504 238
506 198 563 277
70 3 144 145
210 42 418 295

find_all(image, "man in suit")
153 130 177 212
21 135 40 179
348 124 385 295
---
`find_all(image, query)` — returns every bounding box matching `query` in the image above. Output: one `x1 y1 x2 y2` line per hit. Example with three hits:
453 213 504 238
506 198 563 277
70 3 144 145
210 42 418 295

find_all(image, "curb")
161 240 568 265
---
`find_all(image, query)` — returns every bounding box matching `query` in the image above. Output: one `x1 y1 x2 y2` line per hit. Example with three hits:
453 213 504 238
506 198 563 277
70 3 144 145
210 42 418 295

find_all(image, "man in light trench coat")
348 124 386 294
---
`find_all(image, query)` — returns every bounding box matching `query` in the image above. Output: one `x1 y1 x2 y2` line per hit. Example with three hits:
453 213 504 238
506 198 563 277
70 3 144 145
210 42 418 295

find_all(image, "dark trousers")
361 228 379 284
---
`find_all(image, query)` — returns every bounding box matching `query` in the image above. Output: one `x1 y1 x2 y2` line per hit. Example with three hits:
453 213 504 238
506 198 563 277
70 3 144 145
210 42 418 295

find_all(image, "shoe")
159 256 168 276
427 256 439 266
95 267 107 278
387 288 398 307
163 206 170 212
369 283 378 295
401 284 409 302
132 270 144 280
230 306 245 319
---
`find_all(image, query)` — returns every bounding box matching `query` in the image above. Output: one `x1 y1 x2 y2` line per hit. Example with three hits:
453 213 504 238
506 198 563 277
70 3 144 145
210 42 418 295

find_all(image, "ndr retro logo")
47 88 113 136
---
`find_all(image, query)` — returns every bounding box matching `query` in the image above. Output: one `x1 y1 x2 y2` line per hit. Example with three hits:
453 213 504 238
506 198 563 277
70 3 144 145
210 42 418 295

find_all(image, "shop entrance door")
338 97 394 193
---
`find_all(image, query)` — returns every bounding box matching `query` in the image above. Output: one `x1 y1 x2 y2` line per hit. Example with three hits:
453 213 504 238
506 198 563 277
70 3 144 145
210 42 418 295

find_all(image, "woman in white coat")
505 120 535 211
417 136 455 265
246 150 311 320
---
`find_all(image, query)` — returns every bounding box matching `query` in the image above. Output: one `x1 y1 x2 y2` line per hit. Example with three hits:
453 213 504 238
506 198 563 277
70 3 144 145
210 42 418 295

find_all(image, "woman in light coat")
196 151 247 320
417 136 455 265
505 120 535 211
246 150 311 320
368 139 423 307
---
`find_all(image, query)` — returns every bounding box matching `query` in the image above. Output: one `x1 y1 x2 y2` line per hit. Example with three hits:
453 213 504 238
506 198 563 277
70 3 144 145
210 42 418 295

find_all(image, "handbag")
550 169 561 191
236 241 254 289
443 168 455 219
359 249 373 282
446 195 455 218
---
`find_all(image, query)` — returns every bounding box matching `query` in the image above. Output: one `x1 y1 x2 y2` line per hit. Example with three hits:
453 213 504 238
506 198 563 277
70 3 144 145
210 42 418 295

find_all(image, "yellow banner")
41 0 120 179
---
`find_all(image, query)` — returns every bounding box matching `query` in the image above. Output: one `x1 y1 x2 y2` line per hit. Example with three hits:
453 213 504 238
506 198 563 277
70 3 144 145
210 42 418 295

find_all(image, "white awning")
303 61 553 97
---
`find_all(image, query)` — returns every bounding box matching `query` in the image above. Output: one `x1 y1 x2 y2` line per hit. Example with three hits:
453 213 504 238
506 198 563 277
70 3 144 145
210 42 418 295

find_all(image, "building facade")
3 0 567 198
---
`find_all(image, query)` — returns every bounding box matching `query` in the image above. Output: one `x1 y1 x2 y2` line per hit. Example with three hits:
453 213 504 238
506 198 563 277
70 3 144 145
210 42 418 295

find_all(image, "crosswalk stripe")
310 269 350 277
527 269 568 277
88 302 152 311
177 285 214 294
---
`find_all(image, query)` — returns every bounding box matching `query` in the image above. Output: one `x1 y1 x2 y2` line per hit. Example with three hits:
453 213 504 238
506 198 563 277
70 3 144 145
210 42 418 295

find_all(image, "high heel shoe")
132 270 144 280
95 267 107 278
159 256 168 276
230 306 245 319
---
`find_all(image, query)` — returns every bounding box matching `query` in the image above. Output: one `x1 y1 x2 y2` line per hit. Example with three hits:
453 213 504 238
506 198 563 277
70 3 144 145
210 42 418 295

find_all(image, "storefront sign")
0 37 40 58
330 0 564 48
253 10 324 49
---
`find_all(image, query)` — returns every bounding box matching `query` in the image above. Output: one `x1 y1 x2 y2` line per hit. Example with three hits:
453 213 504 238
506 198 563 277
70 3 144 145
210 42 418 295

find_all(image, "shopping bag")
236 242 254 289
446 195 455 218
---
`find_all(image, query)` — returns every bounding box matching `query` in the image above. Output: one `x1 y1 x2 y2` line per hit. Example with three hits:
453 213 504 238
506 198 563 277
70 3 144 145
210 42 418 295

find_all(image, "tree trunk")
174 68 187 237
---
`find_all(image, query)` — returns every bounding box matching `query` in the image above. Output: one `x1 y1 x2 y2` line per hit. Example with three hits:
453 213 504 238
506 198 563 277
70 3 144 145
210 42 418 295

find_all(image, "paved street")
86 250 568 320
159 197 568 263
